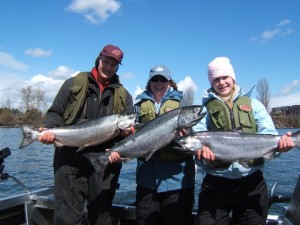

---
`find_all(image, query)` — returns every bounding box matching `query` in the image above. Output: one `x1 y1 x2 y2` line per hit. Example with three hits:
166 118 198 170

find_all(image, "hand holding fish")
177 128 188 137
277 132 294 152
108 152 122 164
196 146 215 162
108 126 135 164
119 126 135 138
38 128 55 145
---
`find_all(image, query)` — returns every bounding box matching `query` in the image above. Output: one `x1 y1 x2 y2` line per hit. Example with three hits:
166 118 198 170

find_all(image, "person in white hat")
193 57 295 225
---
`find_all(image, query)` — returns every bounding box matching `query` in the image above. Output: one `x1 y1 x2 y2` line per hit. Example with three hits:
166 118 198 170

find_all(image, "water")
0 128 299 216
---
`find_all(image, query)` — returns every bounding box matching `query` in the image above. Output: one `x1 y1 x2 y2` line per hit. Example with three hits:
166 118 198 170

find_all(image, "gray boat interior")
0 174 299 225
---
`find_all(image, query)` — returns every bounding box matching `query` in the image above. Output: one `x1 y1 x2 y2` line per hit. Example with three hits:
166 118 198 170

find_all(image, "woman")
110 65 195 225
193 57 295 225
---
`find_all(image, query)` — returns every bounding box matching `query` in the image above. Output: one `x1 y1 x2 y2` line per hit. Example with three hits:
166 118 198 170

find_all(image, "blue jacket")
134 88 195 192
192 85 278 179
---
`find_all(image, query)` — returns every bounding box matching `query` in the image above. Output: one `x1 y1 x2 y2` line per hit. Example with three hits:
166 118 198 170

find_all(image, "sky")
0 0 299 112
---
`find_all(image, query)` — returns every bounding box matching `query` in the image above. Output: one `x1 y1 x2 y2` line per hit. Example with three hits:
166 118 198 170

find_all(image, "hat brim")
101 53 122 64
148 73 171 82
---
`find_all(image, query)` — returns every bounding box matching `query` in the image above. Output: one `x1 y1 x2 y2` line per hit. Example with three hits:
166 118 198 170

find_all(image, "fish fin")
263 151 276 160
291 129 300 146
53 141 63 147
19 125 35 149
144 151 157 161
291 130 300 137
238 161 249 168
122 158 132 163
83 152 108 173
76 146 86 152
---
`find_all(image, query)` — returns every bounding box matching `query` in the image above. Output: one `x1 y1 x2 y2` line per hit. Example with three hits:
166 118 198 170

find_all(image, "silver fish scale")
174 131 297 163
19 113 137 150
91 106 205 168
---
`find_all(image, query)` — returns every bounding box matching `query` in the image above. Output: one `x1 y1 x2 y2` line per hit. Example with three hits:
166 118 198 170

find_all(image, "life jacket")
139 99 189 161
205 96 264 167
63 72 126 125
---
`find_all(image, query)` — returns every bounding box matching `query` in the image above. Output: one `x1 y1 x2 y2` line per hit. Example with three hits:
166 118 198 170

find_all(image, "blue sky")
0 0 299 112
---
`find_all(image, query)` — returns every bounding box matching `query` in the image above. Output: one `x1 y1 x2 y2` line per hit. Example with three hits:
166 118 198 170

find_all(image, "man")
39 44 133 225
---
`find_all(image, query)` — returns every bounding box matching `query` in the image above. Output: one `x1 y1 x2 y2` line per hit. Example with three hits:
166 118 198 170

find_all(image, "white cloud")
0 65 79 111
177 76 198 93
67 0 121 25
250 19 294 43
24 48 52 57
48 65 79 79
270 80 300 108
29 75 65 109
280 80 300 95
177 76 198 106
133 86 143 103
277 20 291 27
122 71 134 80
0 52 28 71
270 92 300 108
260 28 281 40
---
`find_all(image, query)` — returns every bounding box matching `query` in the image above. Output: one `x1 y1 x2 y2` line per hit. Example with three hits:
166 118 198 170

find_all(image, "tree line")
0 81 299 128
0 85 45 127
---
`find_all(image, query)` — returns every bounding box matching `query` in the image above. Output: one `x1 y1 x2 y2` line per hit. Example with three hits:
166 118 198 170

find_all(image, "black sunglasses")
150 76 168 83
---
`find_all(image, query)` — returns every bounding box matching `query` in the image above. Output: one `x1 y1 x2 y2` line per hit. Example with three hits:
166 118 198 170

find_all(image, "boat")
1 147 299 225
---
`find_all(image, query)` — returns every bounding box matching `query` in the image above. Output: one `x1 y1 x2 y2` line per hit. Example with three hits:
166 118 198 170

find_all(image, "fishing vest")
206 96 264 167
63 72 126 125
139 99 189 161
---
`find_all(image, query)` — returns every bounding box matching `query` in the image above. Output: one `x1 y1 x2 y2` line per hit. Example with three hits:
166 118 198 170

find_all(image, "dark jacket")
44 71 133 171
45 72 133 127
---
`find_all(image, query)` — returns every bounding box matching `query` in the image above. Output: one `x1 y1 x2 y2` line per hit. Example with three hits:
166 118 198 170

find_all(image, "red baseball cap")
100 44 124 64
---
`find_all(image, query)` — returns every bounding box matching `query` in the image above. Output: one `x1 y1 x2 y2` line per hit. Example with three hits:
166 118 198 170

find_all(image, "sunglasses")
150 76 168 83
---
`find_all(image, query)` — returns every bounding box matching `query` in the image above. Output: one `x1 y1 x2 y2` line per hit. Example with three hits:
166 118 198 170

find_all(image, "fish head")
172 136 202 155
117 113 138 130
177 105 205 128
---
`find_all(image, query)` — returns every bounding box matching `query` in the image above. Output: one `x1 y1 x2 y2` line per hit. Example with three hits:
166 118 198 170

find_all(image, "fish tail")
292 130 300 148
83 152 108 173
19 125 35 149
292 130 300 138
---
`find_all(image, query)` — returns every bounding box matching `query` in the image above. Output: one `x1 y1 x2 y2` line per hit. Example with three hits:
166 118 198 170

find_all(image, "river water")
0 127 299 216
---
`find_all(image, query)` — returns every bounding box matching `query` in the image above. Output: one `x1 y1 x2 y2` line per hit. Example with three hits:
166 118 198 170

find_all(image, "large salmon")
172 130 300 163
19 113 137 151
84 105 205 172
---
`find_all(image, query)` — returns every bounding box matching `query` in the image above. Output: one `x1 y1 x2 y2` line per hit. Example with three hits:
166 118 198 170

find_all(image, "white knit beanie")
208 57 236 84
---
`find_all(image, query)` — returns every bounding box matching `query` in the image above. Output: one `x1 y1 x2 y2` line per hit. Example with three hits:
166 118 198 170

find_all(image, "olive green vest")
139 99 189 161
206 96 264 167
63 72 126 125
